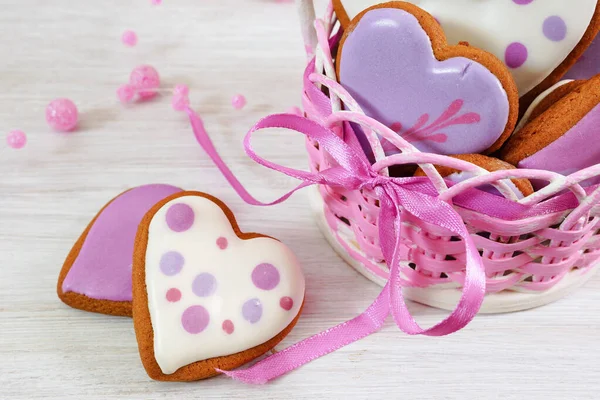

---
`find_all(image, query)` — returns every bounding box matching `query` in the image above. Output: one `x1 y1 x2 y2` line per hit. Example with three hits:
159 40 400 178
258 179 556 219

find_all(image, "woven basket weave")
297 0 600 313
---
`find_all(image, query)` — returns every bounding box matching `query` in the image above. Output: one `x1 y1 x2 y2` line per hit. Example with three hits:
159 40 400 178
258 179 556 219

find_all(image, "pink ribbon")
186 108 489 383
186 105 600 383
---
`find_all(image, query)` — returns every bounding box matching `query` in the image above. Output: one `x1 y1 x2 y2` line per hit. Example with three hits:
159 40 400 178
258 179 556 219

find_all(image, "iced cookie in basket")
333 0 600 103
565 35 600 80
336 2 519 157
414 154 534 199
132 192 305 381
501 74 600 189
516 80 584 131
57 184 183 317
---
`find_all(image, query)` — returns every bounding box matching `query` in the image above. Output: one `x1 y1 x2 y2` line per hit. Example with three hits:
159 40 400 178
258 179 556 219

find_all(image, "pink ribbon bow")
186 108 488 384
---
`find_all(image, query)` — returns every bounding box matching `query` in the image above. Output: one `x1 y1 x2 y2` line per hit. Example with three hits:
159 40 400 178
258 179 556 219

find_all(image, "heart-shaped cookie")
337 3 519 157
132 192 305 381
333 0 600 100
565 35 600 81
57 184 183 317
501 74 600 189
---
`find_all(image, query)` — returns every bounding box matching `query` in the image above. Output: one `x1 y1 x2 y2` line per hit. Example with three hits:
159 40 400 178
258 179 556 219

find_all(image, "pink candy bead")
117 84 135 103
129 65 160 100
46 98 79 132
231 94 247 110
6 130 27 149
122 30 138 47
172 85 190 111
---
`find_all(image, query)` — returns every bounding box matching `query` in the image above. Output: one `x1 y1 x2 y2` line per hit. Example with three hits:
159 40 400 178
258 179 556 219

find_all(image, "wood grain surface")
0 1 598 399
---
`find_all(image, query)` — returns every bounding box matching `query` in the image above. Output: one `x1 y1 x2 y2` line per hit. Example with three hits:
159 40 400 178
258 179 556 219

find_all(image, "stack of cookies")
332 1 600 194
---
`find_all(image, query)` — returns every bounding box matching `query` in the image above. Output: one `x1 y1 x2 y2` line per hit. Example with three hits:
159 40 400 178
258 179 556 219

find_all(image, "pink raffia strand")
172 85 190 111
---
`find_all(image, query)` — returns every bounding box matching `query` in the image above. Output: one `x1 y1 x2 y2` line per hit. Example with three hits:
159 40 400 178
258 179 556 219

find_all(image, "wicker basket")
297 0 600 313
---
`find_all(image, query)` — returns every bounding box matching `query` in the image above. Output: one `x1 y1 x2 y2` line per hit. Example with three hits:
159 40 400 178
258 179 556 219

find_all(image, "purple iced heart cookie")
337 3 518 157
58 184 183 316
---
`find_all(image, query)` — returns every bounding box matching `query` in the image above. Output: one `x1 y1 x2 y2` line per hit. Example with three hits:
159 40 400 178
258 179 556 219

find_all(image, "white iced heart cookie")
333 0 600 97
132 192 305 381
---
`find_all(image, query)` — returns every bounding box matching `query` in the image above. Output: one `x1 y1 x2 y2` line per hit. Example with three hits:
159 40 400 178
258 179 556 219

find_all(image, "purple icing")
251 263 280 291
564 35 600 80
242 298 263 324
181 305 210 334
192 273 217 297
62 184 183 301
165 203 195 232
339 8 510 156
160 251 185 276
543 16 567 42
505 42 529 69
519 103 600 189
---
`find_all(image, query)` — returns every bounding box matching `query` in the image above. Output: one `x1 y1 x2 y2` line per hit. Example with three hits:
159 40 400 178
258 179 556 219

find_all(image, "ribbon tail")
218 285 390 384
380 185 486 336
185 106 313 206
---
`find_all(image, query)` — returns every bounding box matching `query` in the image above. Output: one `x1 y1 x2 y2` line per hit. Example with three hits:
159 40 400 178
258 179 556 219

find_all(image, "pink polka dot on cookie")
505 42 528 69
280 296 294 311
166 288 182 302
222 320 235 335
160 251 184 276
216 236 228 250
166 203 195 232
192 273 217 297
252 263 280 290
543 16 567 42
182 305 210 334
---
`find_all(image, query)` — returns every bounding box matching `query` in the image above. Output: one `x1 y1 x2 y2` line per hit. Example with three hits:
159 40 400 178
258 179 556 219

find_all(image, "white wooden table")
1 1 599 399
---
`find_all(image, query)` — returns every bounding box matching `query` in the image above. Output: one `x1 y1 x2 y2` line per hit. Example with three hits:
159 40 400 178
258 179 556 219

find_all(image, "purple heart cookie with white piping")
336 2 519 157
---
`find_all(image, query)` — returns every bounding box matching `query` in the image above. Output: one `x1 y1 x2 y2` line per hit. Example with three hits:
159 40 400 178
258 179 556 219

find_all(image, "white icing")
447 171 525 199
515 79 574 131
145 195 305 375
335 0 596 95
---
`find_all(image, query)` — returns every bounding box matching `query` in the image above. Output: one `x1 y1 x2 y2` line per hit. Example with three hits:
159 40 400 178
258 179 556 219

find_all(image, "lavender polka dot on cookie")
160 251 184 276
543 16 567 42
165 203 195 232
192 273 217 297
242 298 263 324
505 42 528 69
181 305 210 334
251 263 280 291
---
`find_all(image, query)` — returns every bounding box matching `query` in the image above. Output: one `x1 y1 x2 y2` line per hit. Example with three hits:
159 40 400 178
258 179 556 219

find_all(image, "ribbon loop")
185 105 487 383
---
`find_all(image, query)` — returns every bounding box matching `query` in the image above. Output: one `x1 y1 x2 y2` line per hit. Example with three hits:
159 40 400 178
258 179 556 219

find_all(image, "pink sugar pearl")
129 65 160 100
6 130 27 149
231 94 247 110
117 84 136 103
46 98 79 132
122 30 138 47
